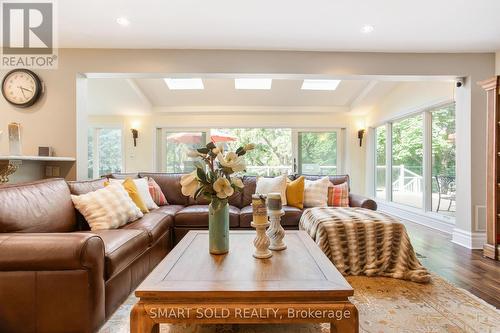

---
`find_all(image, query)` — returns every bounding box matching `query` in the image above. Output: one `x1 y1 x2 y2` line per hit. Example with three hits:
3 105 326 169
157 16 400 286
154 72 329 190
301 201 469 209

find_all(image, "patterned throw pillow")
303 176 331 208
328 182 350 207
148 177 168 206
71 182 143 231
106 178 149 213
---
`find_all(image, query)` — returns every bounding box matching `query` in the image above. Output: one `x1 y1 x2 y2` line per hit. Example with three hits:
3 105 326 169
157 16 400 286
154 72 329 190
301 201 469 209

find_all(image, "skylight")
301 79 341 91
164 78 204 90
235 78 272 90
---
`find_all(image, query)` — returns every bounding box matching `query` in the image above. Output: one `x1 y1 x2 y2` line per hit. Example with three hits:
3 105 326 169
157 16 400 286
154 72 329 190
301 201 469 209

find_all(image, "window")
159 130 207 173
375 126 386 200
432 104 456 216
298 131 338 175
391 114 423 208
373 102 456 221
212 128 293 176
88 127 123 179
157 128 344 176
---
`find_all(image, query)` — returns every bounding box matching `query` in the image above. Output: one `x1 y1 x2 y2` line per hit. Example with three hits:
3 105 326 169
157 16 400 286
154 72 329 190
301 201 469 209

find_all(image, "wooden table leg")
130 303 159 333
330 304 358 333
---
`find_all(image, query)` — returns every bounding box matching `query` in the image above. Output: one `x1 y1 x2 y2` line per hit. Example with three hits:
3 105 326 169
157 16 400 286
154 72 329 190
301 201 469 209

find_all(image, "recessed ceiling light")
360 24 374 34
301 80 341 91
164 78 204 90
116 17 130 26
235 78 272 90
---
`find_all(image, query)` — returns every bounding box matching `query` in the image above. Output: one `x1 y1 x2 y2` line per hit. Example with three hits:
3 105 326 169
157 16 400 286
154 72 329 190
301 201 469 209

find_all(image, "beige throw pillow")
303 176 331 208
255 174 288 205
71 182 143 231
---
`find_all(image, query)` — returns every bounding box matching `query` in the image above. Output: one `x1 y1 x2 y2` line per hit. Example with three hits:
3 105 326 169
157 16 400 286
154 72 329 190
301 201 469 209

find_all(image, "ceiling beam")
125 78 152 109
349 81 378 110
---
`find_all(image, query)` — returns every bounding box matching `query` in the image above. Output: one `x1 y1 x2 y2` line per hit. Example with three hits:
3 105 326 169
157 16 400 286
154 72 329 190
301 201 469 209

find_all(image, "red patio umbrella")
210 133 237 143
166 132 203 144
166 132 237 144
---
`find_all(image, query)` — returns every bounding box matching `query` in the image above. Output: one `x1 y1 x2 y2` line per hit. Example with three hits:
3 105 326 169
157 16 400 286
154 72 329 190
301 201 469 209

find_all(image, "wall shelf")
0 156 76 184
0 155 76 162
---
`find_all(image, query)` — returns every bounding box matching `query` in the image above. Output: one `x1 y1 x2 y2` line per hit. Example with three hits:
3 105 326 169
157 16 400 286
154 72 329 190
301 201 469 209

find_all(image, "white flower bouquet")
180 142 255 211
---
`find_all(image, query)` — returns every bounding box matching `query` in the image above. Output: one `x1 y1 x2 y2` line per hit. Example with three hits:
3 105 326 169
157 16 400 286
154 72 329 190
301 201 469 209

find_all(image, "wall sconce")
357 129 365 147
131 129 138 147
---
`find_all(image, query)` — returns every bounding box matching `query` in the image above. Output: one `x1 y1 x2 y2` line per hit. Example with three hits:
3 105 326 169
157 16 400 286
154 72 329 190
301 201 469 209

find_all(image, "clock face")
2 69 42 107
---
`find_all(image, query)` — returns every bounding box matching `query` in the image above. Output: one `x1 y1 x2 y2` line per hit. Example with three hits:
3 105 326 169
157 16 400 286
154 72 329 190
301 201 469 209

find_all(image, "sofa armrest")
0 233 105 333
349 193 377 210
0 232 104 271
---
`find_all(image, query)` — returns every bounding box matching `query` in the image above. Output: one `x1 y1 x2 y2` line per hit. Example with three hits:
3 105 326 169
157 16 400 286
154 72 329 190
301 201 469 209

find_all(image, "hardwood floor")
402 220 500 308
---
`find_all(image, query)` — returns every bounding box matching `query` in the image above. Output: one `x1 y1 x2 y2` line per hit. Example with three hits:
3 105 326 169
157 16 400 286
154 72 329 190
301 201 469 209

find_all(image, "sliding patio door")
296 130 341 175
157 129 208 173
156 128 344 176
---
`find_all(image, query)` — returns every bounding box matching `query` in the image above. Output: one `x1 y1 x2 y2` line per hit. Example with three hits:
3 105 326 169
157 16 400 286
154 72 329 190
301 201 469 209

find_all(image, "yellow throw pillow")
286 176 305 209
105 178 149 214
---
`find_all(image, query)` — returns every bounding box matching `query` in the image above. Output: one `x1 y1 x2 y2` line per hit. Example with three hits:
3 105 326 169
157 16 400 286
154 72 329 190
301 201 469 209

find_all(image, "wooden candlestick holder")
251 221 272 259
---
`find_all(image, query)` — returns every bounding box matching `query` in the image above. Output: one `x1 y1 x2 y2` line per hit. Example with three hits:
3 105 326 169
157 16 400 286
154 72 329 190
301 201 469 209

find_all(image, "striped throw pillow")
328 182 349 207
303 176 331 208
148 177 168 206
71 182 143 231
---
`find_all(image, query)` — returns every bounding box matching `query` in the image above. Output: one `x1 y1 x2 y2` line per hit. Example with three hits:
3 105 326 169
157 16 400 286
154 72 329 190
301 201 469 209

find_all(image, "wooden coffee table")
131 230 358 333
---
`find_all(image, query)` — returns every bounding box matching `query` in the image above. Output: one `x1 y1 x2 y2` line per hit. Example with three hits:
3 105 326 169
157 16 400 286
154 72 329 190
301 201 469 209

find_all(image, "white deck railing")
376 165 423 193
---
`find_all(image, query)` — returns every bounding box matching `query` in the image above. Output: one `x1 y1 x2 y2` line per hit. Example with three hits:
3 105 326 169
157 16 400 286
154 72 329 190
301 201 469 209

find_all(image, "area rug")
99 274 500 333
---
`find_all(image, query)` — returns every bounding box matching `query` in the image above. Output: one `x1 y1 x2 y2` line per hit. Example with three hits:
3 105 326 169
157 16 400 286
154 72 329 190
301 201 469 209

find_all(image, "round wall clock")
2 69 43 108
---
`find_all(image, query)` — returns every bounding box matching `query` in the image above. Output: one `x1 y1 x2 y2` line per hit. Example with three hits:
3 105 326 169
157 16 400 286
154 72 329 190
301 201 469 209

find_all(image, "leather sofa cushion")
174 205 240 227
0 179 76 233
67 178 107 195
301 174 350 188
151 205 185 217
88 229 149 280
241 176 257 207
121 212 172 246
108 172 140 179
139 173 188 205
239 205 303 228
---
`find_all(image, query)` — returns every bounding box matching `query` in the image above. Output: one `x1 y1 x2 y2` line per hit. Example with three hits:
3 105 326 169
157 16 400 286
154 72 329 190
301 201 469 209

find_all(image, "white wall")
367 81 455 126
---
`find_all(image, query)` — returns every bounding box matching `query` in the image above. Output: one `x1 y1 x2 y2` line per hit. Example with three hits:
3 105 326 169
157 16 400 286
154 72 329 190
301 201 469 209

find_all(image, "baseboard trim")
377 201 455 234
451 228 487 249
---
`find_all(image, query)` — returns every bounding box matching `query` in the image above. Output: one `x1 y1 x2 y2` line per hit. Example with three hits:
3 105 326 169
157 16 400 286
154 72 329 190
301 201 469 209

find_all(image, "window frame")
88 124 125 179
155 127 345 175
292 128 344 175
371 100 456 223
155 128 211 173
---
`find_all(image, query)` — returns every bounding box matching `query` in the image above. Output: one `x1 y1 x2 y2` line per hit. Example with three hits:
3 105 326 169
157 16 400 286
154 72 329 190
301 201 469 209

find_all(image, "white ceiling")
135 79 370 107
60 0 500 52
87 77 403 115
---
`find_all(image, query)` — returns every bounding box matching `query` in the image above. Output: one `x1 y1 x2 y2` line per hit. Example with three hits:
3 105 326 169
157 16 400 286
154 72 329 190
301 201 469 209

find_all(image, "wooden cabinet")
480 76 500 260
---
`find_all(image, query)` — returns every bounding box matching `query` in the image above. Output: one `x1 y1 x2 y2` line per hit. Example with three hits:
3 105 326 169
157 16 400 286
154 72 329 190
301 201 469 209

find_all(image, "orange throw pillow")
286 176 305 209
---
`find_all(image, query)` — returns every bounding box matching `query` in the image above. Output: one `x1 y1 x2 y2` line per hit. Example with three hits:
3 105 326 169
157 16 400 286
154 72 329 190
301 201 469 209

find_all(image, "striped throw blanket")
300 207 431 283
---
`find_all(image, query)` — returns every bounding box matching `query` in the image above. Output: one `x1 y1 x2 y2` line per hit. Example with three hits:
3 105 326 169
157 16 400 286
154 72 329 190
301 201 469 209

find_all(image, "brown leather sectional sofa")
0 173 376 333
